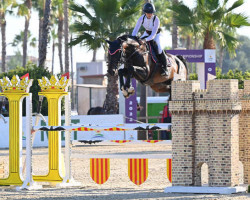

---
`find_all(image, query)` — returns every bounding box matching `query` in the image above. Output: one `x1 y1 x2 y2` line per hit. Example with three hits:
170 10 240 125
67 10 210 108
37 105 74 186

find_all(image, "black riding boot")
159 51 169 76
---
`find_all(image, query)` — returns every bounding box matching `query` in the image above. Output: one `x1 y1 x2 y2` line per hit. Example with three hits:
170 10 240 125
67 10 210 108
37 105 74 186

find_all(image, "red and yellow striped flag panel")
128 159 148 185
90 158 110 184
167 159 172 183
103 127 127 131
72 127 94 131
110 140 132 143
142 140 163 143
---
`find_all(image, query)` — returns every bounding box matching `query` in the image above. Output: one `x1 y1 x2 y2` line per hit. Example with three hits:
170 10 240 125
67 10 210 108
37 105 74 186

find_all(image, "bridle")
107 48 122 67
108 39 149 68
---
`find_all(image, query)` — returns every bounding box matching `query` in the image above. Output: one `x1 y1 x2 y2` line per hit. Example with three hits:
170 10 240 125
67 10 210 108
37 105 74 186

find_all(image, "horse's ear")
118 35 128 42
105 40 112 45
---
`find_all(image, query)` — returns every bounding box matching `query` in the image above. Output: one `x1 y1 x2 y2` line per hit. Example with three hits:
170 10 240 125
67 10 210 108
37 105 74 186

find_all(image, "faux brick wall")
170 79 241 187
239 80 250 184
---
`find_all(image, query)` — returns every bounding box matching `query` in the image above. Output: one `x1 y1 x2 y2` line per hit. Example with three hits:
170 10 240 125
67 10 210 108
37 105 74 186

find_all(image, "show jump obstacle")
165 80 250 194
0 75 170 190
1 75 250 194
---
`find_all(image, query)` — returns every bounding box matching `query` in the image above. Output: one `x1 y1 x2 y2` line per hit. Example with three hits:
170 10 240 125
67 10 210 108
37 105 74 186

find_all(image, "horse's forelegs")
118 69 125 90
124 67 133 90
118 69 130 98
124 67 135 97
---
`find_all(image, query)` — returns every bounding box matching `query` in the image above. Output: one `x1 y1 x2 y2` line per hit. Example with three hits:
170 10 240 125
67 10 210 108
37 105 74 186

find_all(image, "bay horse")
106 35 188 98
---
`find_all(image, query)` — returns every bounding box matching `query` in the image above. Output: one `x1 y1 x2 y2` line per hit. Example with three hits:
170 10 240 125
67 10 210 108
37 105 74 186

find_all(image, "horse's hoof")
122 90 128 97
128 87 134 94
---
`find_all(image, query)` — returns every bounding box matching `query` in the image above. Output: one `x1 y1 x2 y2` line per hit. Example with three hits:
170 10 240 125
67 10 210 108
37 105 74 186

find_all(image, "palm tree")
39 0 51 68
52 0 64 72
14 0 32 68
11 30 37 50
171 0 178 49
51 29 57 74
69 0 143 114
170 0 250 53
0 0 14 72
64 0 69 73
32 0 45 66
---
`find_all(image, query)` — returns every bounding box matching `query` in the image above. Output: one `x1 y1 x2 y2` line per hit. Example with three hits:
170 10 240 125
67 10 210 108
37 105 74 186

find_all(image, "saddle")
141 36 159 63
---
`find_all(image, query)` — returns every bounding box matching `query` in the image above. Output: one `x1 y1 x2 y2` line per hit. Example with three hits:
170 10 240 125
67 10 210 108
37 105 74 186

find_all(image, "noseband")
108 48 121 55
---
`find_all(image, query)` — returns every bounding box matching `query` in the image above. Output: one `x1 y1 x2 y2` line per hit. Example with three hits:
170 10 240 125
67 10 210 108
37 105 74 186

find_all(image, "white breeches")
141 32 163 54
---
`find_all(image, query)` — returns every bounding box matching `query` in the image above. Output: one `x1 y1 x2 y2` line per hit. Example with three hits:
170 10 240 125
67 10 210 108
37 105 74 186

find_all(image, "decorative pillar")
0 76 32 185
33 76 69 183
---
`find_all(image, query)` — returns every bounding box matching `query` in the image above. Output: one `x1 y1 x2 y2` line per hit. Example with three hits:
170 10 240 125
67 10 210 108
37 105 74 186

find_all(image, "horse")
106 35 188 98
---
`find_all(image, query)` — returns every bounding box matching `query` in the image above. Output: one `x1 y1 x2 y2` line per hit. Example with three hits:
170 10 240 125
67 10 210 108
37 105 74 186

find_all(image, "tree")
51 29 57 74
0 0 14 72
32 0 46 66
0 63 52 115
170 0 250 53
69 0 143 114
64 0 69 72
52 0 64 72
39 0 51 68
13 0 32 68
220 35 250 73
171 0 178 49
11 30 37 53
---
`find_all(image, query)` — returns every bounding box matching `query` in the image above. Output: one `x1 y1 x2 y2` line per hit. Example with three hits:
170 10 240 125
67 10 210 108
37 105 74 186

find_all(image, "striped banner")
110 140 132 143
166 159 172 183
103 127 128 131
72 127 95 131
90 158 110 184
128 159 148 185
142 140 163 143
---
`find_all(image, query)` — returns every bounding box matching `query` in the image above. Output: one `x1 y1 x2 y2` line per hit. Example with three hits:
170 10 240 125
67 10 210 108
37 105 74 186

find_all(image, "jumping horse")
106 35 188 98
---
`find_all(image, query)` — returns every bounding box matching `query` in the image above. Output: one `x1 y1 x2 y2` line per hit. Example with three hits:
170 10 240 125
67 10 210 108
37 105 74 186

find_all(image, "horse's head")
106 35 146 75
106 37 124 76
122 36 146 54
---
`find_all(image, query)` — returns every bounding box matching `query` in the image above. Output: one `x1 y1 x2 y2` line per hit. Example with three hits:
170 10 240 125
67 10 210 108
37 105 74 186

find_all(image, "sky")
3 0 250 74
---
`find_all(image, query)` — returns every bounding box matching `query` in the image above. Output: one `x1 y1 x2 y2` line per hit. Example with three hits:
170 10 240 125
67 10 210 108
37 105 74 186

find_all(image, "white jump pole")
16 94 42 190
58 93 81 187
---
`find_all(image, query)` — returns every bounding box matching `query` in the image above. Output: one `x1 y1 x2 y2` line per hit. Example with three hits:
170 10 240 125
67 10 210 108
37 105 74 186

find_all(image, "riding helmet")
143 3 156 13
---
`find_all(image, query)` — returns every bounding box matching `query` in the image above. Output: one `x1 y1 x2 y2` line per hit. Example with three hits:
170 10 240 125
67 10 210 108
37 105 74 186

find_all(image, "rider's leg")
154 35 170 76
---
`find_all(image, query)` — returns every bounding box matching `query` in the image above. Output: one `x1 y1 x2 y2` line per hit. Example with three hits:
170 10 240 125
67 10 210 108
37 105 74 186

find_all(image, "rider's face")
145 13 153 19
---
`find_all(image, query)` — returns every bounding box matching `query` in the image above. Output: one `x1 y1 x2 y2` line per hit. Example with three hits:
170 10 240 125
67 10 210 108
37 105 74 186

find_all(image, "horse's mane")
117 35 140 45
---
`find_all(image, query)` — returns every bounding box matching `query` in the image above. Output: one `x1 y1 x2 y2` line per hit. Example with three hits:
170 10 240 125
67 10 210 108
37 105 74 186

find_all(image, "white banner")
0 114 137 148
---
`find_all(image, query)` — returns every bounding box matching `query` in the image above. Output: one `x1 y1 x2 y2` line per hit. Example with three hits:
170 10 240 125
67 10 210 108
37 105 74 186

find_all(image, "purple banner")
125 79 137 123
166 49 204 63
205 63 216 87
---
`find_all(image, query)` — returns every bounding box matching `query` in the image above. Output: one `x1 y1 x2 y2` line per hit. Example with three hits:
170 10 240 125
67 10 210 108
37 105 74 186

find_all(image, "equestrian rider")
132 2 170 76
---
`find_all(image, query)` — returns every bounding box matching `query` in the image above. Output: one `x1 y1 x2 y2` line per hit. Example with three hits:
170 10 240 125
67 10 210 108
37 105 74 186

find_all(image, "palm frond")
205 0 219 11
219 31 239 57
69 2 93 20
227 0 244 12
225 13 250 28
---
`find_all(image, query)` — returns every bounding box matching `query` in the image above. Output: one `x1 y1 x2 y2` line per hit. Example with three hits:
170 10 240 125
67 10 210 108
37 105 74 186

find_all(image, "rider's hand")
139 39 146 45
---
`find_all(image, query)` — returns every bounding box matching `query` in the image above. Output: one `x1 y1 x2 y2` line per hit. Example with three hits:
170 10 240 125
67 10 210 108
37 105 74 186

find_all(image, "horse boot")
159 51 170 76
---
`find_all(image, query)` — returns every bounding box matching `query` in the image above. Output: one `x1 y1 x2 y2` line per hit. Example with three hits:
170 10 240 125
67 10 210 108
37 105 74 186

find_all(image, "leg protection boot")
159 51 169 76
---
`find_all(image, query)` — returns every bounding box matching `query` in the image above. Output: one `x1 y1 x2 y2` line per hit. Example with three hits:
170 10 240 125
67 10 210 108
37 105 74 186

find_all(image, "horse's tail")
176 55 188 74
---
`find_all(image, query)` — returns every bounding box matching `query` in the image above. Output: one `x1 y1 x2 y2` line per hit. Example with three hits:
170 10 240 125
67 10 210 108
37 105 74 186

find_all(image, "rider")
132 2 170 76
